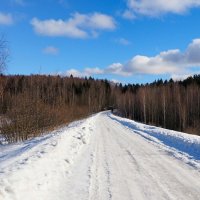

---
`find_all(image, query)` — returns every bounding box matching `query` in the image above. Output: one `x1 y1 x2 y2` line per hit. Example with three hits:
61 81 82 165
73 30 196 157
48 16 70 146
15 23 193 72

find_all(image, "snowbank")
109 113 200 162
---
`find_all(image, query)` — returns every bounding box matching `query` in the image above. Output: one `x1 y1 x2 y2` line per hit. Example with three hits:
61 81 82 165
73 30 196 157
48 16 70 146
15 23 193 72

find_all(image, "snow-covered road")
1 112 200 200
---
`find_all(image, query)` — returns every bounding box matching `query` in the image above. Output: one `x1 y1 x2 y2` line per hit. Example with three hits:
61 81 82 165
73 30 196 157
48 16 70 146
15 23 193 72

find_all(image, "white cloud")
31 17 87 39
171 70 200 81
117 38 131 45
66 67 103 77
186 39 200 64
0 12 13 25
30 12 116 39
54 39 200 78
65 69 83 77
107 39 200 76
125 0 200 17
87 13 116 30
107 63 131 76
171 74 192 81
84 67 103 75
63 38 200 77
43 46 59 55
111 79 121 84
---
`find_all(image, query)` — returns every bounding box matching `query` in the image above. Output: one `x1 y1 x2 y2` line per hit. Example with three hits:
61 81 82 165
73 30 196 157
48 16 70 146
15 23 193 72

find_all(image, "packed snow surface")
1 111 200 200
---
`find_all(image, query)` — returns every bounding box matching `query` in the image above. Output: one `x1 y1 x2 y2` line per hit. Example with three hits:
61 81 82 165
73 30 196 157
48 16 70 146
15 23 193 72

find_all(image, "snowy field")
0 111 200 200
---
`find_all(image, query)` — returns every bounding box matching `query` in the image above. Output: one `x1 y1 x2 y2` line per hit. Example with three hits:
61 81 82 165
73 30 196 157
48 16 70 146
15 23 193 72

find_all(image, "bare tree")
0 34 8 73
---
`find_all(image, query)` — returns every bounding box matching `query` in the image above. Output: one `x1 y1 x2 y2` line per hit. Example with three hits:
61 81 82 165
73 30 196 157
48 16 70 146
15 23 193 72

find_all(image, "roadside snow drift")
0 112 200 200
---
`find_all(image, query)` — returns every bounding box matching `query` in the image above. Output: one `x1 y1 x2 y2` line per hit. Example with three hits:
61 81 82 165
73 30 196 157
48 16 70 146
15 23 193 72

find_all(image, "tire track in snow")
1 112 200 200
88 139 100 200
99 118 134 200
88 121 113 200
107 115 200 199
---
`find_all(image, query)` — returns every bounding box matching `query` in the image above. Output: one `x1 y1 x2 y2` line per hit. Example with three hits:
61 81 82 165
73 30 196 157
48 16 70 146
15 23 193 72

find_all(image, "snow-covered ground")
0 111 200 200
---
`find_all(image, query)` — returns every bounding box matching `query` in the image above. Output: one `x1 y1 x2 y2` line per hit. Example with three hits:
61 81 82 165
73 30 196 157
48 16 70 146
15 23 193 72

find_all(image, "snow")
0 111 200 200
109 113 200 168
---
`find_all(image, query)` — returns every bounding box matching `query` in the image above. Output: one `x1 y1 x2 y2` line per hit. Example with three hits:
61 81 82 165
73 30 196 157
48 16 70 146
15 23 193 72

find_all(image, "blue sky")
1 0 200 84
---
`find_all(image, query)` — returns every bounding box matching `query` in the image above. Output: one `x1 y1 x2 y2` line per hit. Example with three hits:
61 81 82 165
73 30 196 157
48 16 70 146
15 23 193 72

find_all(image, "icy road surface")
1 112 200 200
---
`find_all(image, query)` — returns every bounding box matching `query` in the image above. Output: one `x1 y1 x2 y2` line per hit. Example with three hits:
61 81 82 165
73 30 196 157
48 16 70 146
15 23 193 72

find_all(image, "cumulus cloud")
107 39 200 76
65 69 83 77
111 79 121 84
186 39 200 64
66 67 103 77
124 0 200 17
64 38 200 77
106 63 131 76
30 12 116 39
171 70 200 81
43 46 59 55
84 67 104 75
171 74 193 81
0 12 13 25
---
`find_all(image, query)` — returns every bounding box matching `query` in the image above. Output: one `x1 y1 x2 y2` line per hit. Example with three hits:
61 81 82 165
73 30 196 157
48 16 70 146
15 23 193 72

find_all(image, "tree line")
0 74 199 143
0 75 112 143
115 75 200 135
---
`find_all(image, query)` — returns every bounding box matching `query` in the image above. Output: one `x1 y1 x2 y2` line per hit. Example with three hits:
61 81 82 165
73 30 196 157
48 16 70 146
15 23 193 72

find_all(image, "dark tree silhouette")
0 74 199 143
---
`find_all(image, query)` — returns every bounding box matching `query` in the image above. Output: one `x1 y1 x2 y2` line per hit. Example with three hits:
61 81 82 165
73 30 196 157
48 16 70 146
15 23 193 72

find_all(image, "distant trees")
0 74 200 143
0 75 115 143
115 76 200 135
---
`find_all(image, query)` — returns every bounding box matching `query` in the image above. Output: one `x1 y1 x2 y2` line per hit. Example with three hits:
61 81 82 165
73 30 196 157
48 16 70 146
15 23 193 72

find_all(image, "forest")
116 75 200 135
0 74 200 143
